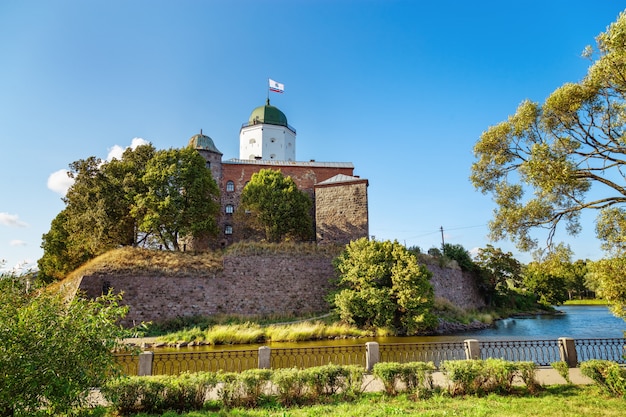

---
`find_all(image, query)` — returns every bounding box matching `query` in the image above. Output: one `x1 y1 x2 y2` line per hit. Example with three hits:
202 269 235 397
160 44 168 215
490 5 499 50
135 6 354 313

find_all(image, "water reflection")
152 305 625 353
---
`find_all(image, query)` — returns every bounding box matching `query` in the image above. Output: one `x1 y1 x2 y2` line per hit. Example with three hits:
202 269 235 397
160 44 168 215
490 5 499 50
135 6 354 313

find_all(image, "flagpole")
267 78 270 102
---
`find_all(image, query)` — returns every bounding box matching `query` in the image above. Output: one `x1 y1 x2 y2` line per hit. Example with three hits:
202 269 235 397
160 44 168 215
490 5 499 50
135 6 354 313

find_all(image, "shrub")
102 372 218 415
304 363 348 399
270 367 309 406
372 361 435 396
441 359 534 396
218 369 272 407
550 361 571 384
581 360 626 397
0 288 131 416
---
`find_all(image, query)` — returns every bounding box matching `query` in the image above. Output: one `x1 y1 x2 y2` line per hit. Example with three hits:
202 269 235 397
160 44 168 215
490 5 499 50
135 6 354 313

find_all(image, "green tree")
237 169 313 242
331 238 437 335
588 258 626 319
0 275 130 416
39 144 157 280
474 245 523 305
443 243 476 272
470 11 626 254
133 147 220 250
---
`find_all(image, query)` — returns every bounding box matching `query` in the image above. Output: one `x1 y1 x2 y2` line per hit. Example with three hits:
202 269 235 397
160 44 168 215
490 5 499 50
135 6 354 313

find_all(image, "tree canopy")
237 169 313 242
470 11 626 254
39 144 219 280
331 238 437 336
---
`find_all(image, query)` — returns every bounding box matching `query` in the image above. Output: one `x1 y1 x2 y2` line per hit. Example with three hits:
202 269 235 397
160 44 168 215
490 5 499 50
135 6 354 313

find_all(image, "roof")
248 98 288 127
223 159 354 169
316 174 367 186
188 132 222 154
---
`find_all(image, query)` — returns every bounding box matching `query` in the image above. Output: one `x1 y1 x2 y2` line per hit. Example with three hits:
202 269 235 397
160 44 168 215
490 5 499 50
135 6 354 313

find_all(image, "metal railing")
151 350 259 375
115 337 626 376
478 339 561 366
380 341 466 367
575 338 626 364
270 345 365 369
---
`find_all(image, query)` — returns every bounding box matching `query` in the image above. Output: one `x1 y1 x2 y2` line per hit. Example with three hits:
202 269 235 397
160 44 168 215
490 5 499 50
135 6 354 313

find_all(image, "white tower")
239 99 296 161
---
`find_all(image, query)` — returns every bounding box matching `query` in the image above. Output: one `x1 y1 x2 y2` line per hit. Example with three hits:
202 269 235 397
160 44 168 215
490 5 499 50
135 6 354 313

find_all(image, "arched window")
225 225 233 235
225 204 234 214
226 180 234 192
249 138 256 144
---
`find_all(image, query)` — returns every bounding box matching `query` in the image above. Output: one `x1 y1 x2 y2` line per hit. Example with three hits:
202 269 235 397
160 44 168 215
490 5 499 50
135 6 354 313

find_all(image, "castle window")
226 180 234 192
206 161 211 168
270 154 276 159
225 204 234 214
249 138 256 144
225 225 233 235
270 138 276 143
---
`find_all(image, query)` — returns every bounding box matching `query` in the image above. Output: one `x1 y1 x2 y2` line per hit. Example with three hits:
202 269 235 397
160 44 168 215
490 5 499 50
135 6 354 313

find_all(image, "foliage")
102 372 219 415
443 243 476 272
474 245 523 305
133 147 220 250
551 361 571 384
0 284 130 416
218 369 272 408
523 245 579 305
440 359 537 396
580 360 626 398
39 144 220 280
331 238 437 335
372 361 436 396
587 257 626 319
470 11 626 255
236 168 314 242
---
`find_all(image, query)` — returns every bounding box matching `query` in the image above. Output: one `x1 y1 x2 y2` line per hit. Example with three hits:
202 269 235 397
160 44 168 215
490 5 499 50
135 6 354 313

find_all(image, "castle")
187 99 370 248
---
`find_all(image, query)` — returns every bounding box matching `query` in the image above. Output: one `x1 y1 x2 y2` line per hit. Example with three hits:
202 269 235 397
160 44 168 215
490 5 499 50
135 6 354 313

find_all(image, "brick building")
188 99 369 247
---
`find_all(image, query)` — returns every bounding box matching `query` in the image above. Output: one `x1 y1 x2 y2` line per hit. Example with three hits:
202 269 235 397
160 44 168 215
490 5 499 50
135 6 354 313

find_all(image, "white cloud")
107 137 150 161
47 169 75 196
0 212 28 227
10 240 27 246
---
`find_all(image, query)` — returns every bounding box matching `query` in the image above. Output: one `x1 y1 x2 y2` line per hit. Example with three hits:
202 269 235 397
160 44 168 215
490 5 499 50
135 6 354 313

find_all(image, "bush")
581 360 626 397
270 367 309 406
102 372 218 415
218 369 272 407
0 287 130 416
550 361 571 384
372 361 435 396
441 359 537 396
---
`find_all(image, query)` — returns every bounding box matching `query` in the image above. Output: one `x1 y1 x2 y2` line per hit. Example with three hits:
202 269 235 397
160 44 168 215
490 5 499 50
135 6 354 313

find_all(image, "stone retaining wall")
77 253 485 326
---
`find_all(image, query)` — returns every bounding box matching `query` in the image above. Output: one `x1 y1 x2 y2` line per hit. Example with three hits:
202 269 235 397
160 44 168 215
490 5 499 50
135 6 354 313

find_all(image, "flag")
269 79 284 93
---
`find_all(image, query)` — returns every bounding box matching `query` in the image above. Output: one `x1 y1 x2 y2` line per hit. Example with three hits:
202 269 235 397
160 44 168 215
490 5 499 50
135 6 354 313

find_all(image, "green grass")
109 385 624 416
564 299 608 306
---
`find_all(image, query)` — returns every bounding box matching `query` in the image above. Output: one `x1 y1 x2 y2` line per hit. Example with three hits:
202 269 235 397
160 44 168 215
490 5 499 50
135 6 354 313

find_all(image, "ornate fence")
116 337 625 376
478 339 561 366
270 345 365 369
575 338 626 364
379 341 466 367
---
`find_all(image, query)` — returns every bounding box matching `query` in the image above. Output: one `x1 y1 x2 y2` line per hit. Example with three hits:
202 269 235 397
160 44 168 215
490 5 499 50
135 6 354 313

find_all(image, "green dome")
248 99 288 127
187 131 222 154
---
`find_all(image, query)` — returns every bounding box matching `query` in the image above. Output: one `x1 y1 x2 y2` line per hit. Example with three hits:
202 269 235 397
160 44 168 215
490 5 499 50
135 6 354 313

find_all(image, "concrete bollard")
365 342 380 372
464 339 481 360
258 346 271 369
138 351 154 376
559 337 578 368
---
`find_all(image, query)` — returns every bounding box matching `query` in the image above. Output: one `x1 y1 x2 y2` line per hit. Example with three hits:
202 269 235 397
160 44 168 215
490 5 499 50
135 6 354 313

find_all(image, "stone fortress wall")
76 252 485 327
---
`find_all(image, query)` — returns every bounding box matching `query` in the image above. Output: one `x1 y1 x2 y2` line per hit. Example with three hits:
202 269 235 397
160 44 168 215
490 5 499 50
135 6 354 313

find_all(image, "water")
456 305 625 340
155 305 625 352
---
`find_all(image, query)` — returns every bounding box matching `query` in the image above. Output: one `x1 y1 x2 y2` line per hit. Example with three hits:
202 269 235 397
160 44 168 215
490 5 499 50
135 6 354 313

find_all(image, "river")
153 305 625 353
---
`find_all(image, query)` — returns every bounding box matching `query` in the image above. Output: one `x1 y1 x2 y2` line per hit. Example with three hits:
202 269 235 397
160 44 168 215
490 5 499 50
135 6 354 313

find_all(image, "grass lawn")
117 385 623 417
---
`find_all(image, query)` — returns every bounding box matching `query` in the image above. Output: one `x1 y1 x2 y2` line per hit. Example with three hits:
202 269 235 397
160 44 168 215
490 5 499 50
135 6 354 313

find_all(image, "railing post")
365 342 379 372
258 346 271 369
138 351 154 376
464 339 480 360
559 337 578 368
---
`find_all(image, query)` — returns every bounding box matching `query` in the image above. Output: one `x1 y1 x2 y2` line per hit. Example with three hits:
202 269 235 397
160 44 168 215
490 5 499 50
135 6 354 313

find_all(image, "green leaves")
238 169 313 242
470 11 626 254
332 238 436 335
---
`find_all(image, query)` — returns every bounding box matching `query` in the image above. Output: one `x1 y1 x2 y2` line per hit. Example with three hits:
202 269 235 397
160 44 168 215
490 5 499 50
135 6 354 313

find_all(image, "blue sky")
1 1 624 272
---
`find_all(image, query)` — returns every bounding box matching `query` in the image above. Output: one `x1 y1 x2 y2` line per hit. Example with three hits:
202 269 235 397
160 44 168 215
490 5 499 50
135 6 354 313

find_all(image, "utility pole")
440 226 445 254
